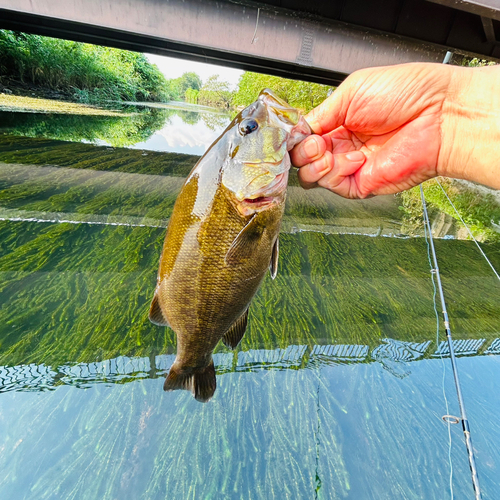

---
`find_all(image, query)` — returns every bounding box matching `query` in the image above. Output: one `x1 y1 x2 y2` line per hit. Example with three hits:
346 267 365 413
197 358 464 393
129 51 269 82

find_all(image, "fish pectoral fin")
225 215 263 266
148 294 170 327
222 308 249 349
164 360 216 403
270 237 279 279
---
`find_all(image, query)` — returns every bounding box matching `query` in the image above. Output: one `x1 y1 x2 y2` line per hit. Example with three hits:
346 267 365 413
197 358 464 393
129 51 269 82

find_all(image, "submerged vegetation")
0 133 498 369
0 203 498 369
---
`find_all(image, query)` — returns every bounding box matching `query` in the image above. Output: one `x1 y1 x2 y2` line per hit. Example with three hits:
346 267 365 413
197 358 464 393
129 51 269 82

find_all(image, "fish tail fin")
164 359 216 403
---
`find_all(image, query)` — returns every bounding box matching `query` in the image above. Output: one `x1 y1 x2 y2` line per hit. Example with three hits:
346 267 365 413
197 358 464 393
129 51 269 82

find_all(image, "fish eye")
240 119 259 135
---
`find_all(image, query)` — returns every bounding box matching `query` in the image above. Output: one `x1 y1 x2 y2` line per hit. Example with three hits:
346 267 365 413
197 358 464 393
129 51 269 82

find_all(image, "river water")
0 102 499 499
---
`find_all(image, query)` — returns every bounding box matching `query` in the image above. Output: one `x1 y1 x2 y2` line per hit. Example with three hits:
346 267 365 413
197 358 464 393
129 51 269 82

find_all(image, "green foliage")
232 72 333 112
185 88 199 104
198 75 233 108
455 56 497 67
0 30 174 103
166 72 203 101
400 179 500 242
177 72 202 95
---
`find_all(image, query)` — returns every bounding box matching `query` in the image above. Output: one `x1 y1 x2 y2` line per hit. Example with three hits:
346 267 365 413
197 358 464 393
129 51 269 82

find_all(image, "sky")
146 53 244 89
130 114 231 156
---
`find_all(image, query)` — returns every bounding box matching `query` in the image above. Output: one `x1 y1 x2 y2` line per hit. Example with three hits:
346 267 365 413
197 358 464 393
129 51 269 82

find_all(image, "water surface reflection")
0 103 231 154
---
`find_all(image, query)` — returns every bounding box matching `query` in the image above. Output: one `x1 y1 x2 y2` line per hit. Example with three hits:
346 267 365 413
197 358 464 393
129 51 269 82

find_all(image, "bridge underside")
0 0 499 85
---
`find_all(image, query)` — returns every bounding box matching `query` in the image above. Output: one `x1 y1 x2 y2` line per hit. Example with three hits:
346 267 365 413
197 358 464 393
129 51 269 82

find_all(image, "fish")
149 89 311 402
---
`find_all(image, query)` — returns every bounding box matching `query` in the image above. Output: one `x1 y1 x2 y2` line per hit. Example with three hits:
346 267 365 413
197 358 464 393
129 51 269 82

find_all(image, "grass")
0 30 173 103
400 178 500 242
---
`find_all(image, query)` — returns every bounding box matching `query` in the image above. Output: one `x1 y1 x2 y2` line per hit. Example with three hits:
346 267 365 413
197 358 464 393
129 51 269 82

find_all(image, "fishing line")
436 179 500 281
420 185 482 499
314 380 322 500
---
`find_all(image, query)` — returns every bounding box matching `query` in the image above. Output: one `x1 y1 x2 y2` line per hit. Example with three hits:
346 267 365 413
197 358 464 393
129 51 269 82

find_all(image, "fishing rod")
420 185 482 499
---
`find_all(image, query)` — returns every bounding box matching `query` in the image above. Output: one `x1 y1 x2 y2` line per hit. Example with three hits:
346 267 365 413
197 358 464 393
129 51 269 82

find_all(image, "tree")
0 30 176 103
232 72 333 112
179 72 202 93
167 72 202 101
197 75 233 108
185 87 199 104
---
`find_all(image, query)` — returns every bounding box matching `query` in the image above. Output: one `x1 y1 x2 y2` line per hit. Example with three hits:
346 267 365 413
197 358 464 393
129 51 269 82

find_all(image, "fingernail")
303 138 319 158
345 151 365 162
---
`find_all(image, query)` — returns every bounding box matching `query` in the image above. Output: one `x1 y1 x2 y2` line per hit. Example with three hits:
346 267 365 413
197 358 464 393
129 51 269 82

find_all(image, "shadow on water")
0 115 499 499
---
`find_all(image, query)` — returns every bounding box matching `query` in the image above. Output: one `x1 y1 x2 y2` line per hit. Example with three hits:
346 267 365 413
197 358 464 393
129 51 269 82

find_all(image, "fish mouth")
244 172 288 202
240 196 274 210
243 196 273 205
235 172 288 216
237 196 275 216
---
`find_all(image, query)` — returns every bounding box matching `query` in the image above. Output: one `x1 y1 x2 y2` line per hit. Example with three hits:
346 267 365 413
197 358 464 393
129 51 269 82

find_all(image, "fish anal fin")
164 360 216 403
225 215 263 266
222 308 249 349
149 294 170 327
270 237 279 279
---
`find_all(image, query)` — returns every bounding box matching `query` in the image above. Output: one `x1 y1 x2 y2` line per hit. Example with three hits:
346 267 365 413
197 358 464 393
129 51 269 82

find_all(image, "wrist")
438 65 500 189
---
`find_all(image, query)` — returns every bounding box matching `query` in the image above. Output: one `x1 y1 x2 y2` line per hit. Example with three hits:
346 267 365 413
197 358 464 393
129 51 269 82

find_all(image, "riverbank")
0 93 134 117
0 77 74 102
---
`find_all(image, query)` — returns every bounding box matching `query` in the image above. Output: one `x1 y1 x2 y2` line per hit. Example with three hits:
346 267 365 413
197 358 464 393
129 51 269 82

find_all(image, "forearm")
438 64 500 188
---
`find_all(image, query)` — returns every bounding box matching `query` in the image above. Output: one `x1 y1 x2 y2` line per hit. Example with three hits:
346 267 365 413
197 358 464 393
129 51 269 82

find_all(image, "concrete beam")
0 0 452 85
481 16 498 41
428 0 500 22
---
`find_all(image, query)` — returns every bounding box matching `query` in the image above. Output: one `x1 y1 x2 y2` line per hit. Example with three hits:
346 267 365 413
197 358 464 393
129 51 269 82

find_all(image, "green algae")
0 219 498 368
0 94 134 116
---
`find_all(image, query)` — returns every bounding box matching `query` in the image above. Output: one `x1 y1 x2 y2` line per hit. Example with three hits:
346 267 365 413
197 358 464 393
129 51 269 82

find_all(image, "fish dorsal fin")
222 308 249 349
149 294 170 327
270 238 279 279
225 215 263 266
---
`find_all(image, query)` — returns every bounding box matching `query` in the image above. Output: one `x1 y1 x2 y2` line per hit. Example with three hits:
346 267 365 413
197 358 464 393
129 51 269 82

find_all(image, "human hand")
291 63 455 198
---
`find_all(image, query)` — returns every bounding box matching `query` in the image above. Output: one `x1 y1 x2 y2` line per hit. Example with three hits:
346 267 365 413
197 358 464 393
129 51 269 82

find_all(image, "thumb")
305 74 357 135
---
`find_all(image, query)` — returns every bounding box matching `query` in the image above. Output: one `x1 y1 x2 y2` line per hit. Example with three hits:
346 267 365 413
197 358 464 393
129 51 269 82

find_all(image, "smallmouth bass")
149 89 311 402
